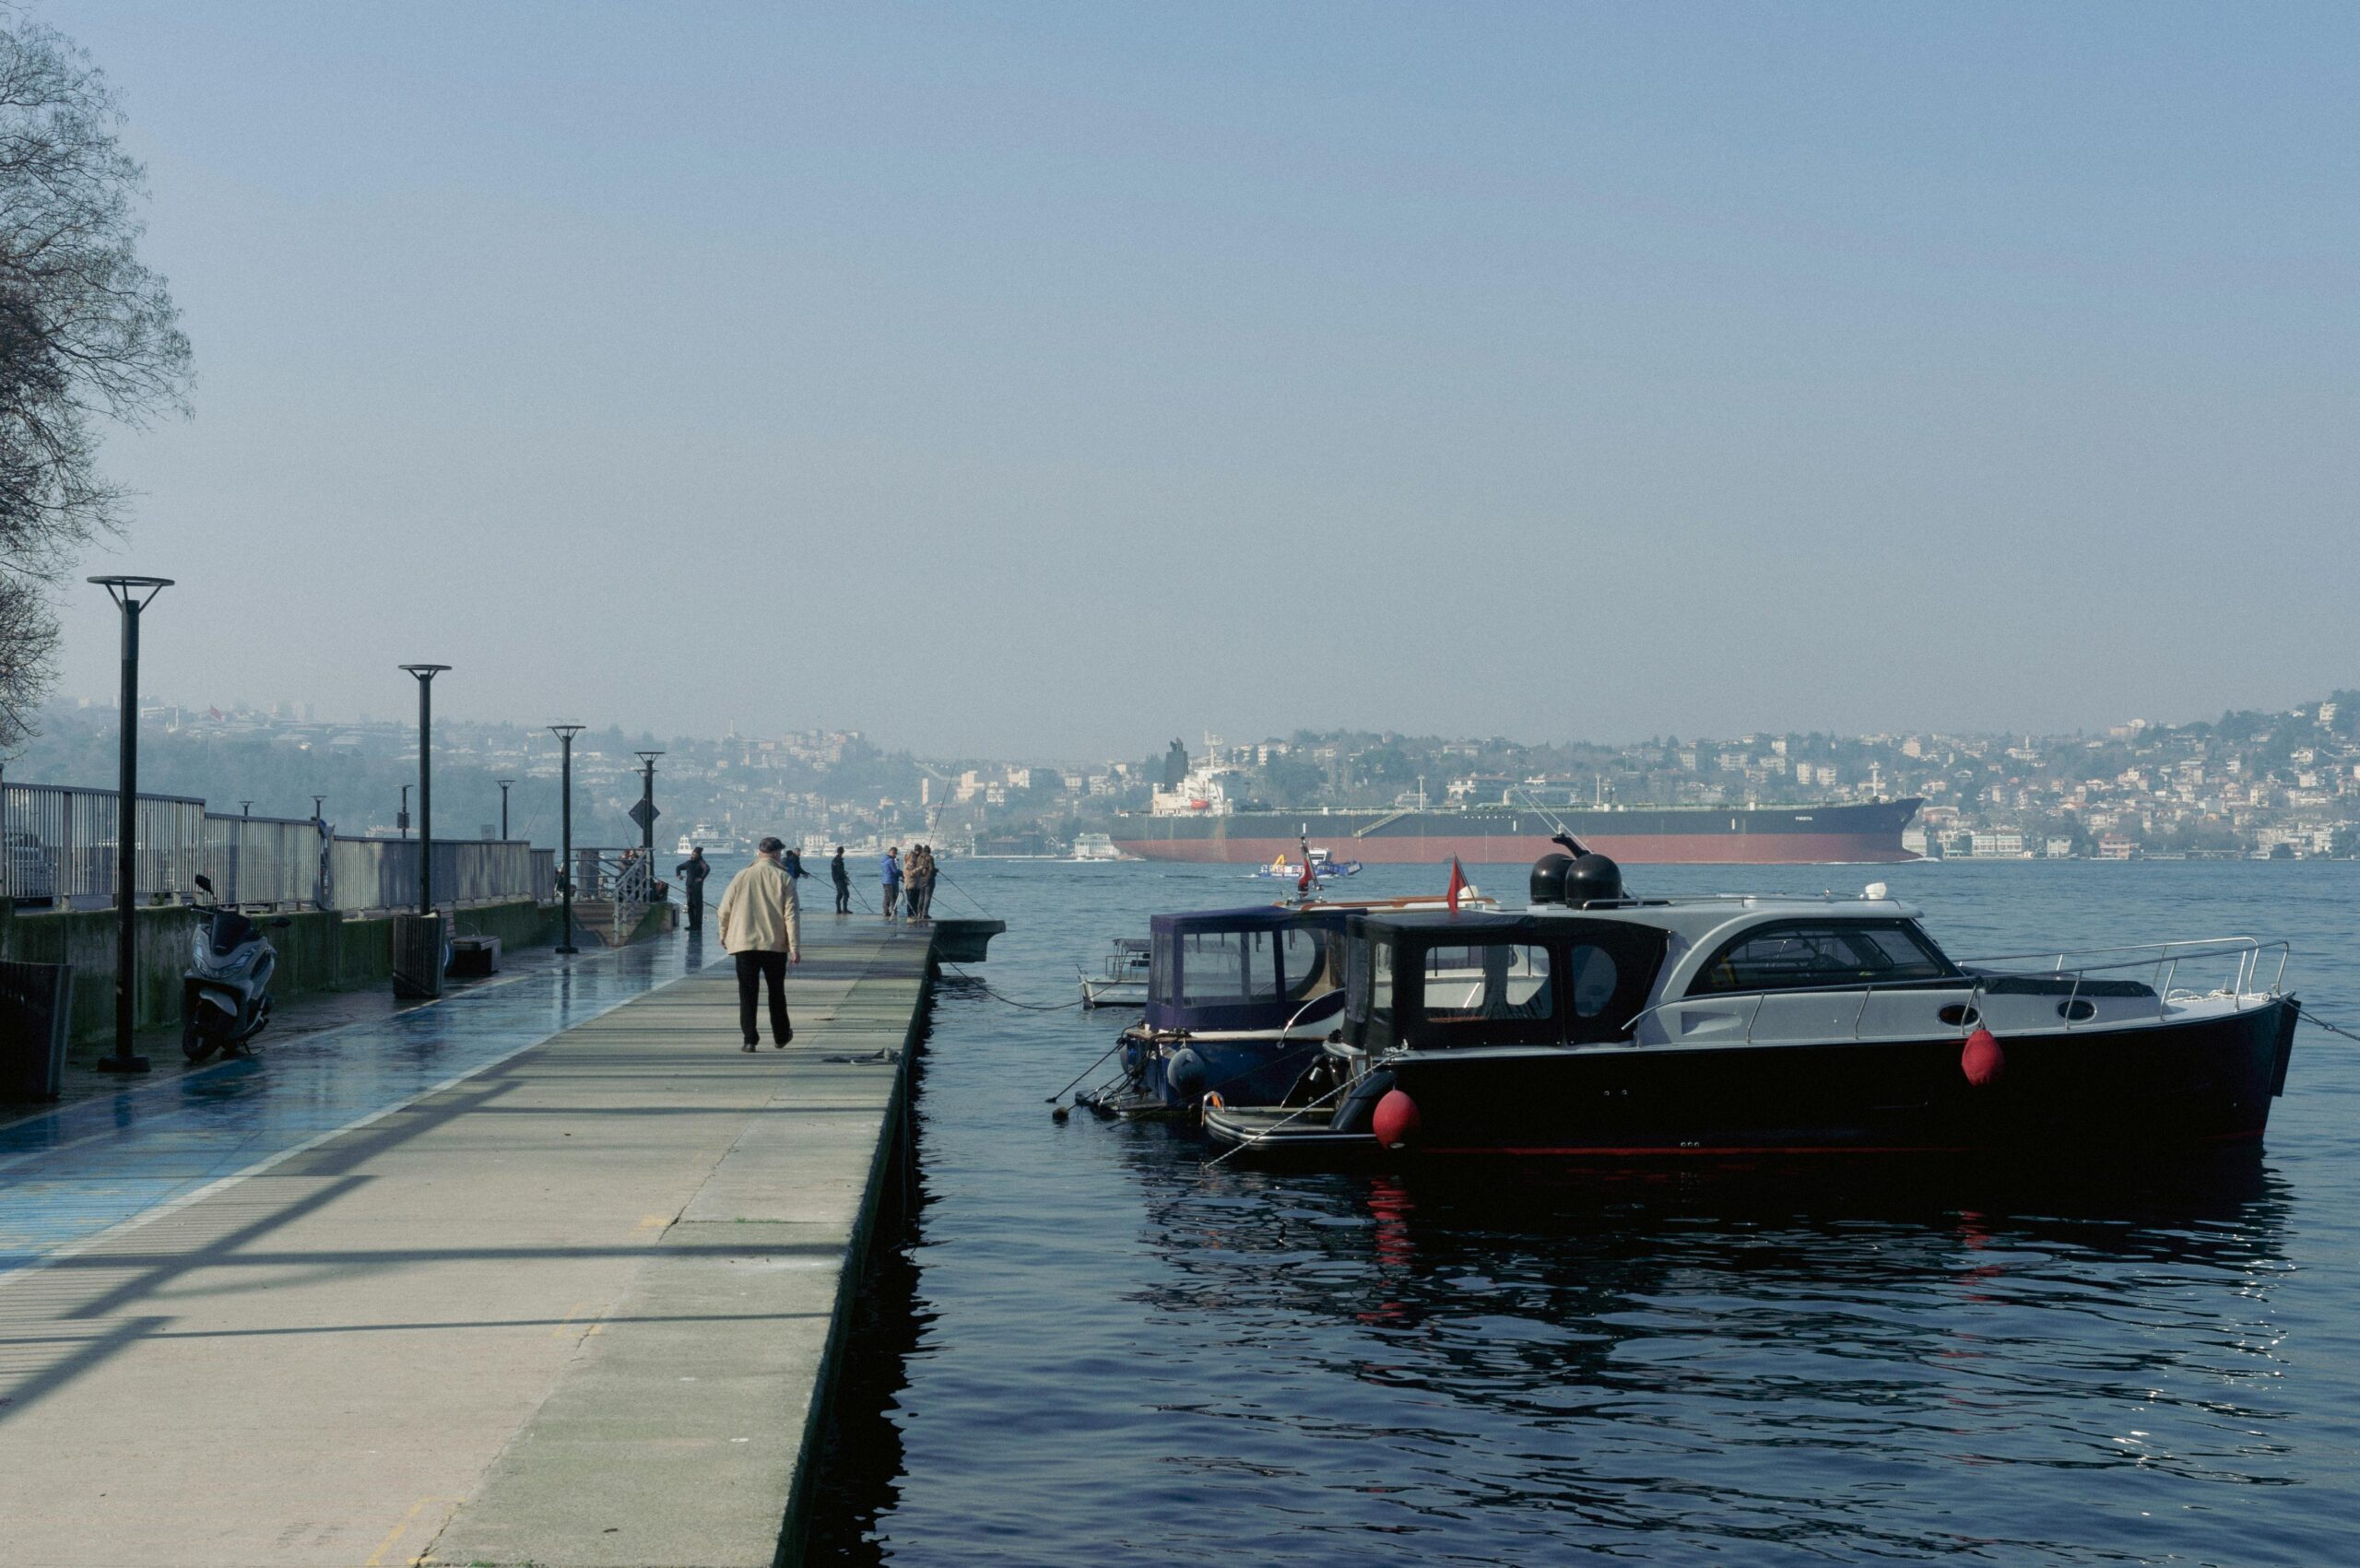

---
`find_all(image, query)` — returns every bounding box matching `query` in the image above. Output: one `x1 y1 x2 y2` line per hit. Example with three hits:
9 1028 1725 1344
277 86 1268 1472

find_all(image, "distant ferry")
1070 832 1132 862
1112 799 1923 866
675 825 737 855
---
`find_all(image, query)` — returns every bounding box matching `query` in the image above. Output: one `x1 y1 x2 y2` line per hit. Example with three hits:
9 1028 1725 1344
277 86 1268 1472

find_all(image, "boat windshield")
1178 929 1281 1006
1692 920 1956 995
1421 943 1553 1022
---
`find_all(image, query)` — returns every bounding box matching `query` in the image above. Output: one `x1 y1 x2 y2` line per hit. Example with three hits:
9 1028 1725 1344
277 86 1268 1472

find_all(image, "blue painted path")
0 935 715 1278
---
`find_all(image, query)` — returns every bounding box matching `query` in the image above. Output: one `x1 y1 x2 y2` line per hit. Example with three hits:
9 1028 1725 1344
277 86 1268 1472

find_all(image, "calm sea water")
811 859 2360 1566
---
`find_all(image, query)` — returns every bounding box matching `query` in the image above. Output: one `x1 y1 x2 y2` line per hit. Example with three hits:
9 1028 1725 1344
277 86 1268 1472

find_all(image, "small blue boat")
1079 905 1350 1119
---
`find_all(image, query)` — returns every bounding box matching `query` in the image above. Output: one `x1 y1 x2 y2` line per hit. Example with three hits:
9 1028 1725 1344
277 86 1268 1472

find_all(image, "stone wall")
0 900 560 1044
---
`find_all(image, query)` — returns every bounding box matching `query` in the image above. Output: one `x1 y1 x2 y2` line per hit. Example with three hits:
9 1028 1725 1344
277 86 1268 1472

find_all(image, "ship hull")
1111 799 1920 866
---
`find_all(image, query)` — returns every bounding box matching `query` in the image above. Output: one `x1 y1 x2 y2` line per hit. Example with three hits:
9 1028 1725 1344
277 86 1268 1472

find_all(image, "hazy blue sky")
37 1 2360 757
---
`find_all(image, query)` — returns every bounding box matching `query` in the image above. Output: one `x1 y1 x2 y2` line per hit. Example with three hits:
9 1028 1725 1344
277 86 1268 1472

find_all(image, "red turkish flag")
1446 856 1467 914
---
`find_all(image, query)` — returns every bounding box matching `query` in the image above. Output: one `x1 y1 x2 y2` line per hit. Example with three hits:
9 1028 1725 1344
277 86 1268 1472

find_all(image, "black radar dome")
1565 853 1623 906
1529 853 1573 905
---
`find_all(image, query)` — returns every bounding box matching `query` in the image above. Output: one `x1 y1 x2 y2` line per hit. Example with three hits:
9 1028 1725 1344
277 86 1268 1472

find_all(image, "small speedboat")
1080 937 1151 1008
1251 846 1362 881
1205 840 2301 1164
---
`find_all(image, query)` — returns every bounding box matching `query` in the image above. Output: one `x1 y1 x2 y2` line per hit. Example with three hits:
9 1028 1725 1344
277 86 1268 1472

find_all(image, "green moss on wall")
0 900 559 1045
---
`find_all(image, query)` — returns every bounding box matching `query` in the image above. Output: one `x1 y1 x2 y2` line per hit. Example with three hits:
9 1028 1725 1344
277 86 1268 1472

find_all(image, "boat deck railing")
1620 936 2290 1047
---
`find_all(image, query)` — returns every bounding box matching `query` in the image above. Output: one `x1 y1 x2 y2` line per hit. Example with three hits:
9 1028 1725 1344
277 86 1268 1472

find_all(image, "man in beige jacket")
717 836 802 1053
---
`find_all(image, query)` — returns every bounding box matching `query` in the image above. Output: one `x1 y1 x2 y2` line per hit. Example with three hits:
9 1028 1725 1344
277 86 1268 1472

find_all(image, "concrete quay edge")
0 914 972 1568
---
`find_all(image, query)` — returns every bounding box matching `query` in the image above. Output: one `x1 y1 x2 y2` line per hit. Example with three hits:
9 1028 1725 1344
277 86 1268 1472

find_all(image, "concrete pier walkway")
0 914 936 1567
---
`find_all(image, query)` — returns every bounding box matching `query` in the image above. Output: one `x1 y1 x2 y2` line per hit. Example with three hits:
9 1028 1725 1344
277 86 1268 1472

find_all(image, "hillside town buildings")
19 693 2360 861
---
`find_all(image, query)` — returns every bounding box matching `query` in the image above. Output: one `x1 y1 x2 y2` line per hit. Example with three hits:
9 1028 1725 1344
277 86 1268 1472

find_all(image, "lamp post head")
548 724 585 741
399 663 451 681
88 574 172 610
636 750 665 768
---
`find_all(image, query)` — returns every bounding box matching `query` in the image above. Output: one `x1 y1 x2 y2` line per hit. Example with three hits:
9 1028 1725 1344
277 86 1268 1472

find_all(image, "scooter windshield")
209 910 257 956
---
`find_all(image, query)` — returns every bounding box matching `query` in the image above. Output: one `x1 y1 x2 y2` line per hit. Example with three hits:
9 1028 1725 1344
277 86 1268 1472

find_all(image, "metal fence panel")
202 815 326 908
5 779 547 914
3 782 207 909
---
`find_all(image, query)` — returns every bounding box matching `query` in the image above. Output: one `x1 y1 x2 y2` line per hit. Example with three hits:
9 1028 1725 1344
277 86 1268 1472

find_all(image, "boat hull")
1382 998 2298 1158
1140 1033 1332 1113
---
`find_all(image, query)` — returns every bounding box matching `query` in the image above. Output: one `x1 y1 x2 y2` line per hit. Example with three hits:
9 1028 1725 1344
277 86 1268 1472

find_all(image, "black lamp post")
400 665 449 914
549 725 584 954
89 574 171 1076
635 751 664 862
497 778 515 840
397 784 410 839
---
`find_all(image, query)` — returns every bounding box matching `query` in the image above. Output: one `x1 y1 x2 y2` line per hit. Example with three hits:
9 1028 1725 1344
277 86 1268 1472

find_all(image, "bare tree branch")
0 11 190 751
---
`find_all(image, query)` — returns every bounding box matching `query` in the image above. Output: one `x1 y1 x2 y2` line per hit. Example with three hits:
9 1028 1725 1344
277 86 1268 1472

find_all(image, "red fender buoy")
1371 1089 1422 1149
1961 1027 2005 1089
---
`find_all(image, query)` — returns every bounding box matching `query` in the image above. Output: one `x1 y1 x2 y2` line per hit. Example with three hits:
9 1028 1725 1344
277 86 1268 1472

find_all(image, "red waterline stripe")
1418 1127 2267 1158
1421 1144 1975 1157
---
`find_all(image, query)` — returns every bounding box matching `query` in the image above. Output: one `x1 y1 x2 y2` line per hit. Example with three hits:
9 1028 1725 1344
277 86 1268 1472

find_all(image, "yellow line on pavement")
361 1497 430 1566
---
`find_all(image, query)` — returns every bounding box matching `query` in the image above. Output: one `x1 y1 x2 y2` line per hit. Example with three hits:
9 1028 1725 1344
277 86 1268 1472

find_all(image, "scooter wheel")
182 1017 218 1064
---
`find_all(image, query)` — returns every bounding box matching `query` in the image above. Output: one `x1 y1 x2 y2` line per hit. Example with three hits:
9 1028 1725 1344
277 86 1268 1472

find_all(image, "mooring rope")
2301 1011 2360 1044
939 961 1086 1012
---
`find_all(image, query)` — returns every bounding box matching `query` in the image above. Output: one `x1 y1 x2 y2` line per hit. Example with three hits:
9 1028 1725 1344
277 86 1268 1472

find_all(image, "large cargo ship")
1110 797 1922 866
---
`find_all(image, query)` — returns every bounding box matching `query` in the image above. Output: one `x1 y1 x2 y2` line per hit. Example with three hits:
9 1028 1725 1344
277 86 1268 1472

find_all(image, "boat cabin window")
1178 929 1281 1006
1150 938 1175 1007
1420 943 1554 1023
1567 944 1619 1019
1279 925 1338 1001
1692 921 1956 996
1346 937 1395 1033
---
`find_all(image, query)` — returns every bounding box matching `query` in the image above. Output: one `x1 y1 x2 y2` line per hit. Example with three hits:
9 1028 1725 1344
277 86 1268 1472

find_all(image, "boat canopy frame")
1145 905 1351 1034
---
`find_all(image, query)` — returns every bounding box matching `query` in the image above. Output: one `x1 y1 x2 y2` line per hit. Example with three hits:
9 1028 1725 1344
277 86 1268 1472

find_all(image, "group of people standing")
881 843 937 922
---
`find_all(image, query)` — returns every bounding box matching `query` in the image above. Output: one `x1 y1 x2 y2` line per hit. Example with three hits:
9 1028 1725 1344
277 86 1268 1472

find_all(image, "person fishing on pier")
881 846 903 919
903 843 933 924
830 846 851 915
716 835 801 1053
674 845 712 934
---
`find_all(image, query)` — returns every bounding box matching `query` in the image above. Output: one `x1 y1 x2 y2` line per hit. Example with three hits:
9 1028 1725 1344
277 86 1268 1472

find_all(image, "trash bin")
0 961 74 1100
392 913 444 1000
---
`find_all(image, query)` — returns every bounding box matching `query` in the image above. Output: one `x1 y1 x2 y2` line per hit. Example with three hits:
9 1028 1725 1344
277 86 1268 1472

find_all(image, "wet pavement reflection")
0 934 714 1277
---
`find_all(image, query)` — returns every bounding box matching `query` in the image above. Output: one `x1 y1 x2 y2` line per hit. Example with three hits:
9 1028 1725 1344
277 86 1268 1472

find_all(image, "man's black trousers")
735 950 790 1043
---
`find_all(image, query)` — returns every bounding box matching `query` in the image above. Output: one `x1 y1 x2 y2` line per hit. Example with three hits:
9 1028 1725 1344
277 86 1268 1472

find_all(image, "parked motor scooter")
182 873 289 1063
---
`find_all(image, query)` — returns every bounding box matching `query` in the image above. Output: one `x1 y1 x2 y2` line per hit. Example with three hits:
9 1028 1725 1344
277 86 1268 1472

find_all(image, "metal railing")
3 782 206 908
563 847 658 946
202 814 328 908
2 777 554 914
608 854 652 946
326 838 545 914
